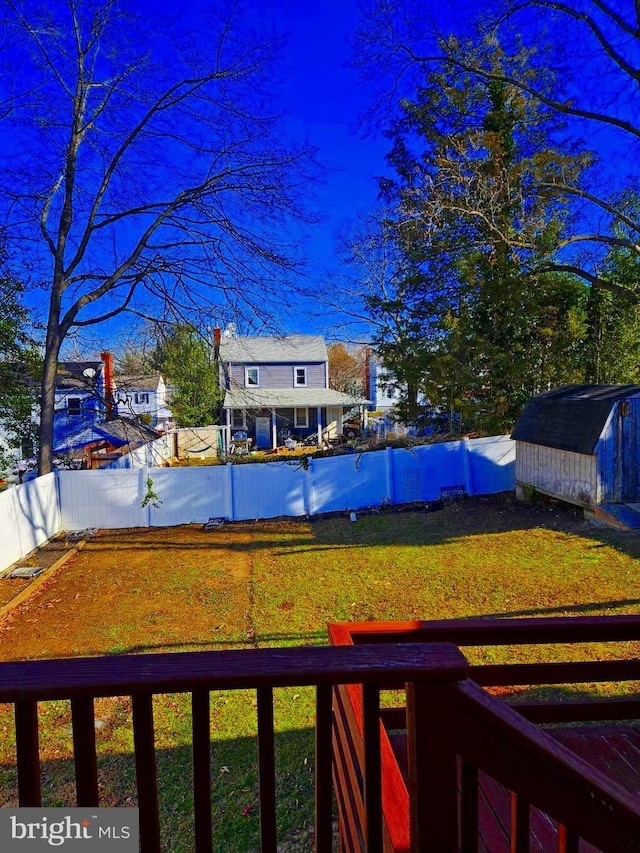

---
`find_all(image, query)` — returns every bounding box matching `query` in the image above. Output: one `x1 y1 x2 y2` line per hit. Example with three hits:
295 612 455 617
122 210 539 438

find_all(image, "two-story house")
114 374 173 431
217 329 369 450
53 358 108 451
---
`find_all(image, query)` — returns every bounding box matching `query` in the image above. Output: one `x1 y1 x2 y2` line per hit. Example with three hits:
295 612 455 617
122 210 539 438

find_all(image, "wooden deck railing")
329 615 640 853
5 616 640 852
0 642 468 853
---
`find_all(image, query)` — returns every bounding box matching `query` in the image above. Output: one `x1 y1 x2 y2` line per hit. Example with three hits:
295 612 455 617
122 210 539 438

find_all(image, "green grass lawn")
1 495 640 850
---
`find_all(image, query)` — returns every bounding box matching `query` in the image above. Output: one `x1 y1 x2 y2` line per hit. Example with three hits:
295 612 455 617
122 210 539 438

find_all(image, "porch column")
271 409 277 449
225 408 231 451
362 406 368 431
317 406 322 447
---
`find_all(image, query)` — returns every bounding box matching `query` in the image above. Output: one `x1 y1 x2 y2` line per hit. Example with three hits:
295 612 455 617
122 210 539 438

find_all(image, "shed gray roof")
223 388 370 410
511 384 640 455
219 334 327 364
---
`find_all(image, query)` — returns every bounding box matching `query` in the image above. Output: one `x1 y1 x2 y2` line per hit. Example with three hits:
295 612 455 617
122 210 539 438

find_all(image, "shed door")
616 399 640 502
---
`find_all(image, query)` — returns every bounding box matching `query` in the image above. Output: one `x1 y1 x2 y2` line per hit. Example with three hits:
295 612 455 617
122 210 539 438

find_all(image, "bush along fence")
0 436 514 572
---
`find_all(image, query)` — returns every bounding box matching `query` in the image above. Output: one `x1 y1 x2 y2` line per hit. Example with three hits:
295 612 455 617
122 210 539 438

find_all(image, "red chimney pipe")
213 326 221 359
101 351 115 420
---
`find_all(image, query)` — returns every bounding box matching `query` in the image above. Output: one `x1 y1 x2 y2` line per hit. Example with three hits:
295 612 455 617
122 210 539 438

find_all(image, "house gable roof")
219 335 327 364
115 374 163 392
511 384 640 455
56 361 103 391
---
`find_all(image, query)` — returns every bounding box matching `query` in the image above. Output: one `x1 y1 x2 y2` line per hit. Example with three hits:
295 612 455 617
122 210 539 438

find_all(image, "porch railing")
4 617 640 851
330 615 640 852
0 642 468 853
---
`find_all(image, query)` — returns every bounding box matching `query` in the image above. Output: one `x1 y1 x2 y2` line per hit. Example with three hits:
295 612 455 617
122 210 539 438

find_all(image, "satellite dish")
83 367 96 379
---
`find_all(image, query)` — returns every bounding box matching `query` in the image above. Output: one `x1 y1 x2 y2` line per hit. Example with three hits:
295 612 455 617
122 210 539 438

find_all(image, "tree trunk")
38 325 62 476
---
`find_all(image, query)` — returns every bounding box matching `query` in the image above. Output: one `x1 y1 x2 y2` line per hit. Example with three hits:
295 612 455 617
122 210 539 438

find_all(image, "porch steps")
594 503 640 530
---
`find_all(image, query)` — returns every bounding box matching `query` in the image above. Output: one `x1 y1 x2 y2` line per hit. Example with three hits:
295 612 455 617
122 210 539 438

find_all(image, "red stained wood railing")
70 696 99 807
0 642 467 853
329 616 640 853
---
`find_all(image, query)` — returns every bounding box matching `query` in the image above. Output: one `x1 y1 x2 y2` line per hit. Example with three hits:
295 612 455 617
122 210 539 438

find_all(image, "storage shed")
511 384 640 528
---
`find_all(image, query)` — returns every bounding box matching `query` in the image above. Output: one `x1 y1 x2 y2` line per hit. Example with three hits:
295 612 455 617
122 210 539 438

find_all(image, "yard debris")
203 517 225 531
5 566 44 579
66 528 97 539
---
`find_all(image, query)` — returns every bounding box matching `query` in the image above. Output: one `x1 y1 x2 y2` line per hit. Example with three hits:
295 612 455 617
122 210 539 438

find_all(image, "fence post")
385 446 395 504
406 680 460 853
462 437 473 495
303 456 313 517
11 484 26 560
225 462 234 521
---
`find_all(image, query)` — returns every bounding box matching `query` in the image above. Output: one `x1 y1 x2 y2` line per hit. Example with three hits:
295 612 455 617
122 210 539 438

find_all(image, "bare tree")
353 0 640 300
0 0 318 473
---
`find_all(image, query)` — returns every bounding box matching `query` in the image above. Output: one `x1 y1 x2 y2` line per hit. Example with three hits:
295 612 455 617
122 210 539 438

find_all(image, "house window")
232 409 246 429
135 392 150 405
245 367 259 387
67 397 82 415
293 366 307 387
294 408 308 428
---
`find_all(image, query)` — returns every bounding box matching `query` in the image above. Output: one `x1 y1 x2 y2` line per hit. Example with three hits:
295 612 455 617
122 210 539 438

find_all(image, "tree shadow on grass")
0 727 324 853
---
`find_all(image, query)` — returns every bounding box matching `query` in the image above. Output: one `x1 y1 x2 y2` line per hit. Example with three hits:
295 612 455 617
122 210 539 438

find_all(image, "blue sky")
227 0 392 336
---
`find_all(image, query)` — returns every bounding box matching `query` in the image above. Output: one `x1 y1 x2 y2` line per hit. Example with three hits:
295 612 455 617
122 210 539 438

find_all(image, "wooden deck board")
387 724 640 851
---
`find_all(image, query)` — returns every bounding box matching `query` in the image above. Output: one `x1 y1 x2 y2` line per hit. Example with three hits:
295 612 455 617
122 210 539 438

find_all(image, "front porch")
224 404 367 451
3 615 640 851
222 387 370 450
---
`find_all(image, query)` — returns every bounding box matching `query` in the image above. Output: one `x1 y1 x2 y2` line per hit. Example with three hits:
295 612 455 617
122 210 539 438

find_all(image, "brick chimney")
213 326 221 360
100 351 115 420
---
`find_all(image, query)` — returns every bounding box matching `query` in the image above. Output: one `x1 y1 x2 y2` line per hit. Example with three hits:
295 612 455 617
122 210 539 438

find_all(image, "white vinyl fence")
0 474 60 571
58 435 515 530
0 435 515 570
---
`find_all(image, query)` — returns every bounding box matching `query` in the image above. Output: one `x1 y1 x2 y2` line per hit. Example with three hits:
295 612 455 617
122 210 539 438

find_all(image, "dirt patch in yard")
1 497 639 665
0 535 81 608
0 523 266 661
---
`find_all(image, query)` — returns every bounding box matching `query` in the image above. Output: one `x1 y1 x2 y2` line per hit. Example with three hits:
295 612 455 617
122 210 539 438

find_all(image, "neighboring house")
53 359 107 451
512 384 640 529
217 328 370 450
52 353 162 463
114 373 173 431
366 352 403 412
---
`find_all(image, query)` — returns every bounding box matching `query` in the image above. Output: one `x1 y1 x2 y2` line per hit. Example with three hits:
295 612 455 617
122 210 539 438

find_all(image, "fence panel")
232 461 307 520
147 466 227 526
406 442 468 501
467 435 515 495
310 451 388 514
0 474 61 573
58 470 147 530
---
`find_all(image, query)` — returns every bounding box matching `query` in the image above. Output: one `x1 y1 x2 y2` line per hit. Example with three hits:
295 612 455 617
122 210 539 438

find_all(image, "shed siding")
228 363 326 389
516 441 598 507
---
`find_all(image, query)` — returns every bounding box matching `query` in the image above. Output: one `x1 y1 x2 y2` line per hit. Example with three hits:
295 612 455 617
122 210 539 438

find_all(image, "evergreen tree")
0 269 41 470
375 43 588 432
153 326 222 428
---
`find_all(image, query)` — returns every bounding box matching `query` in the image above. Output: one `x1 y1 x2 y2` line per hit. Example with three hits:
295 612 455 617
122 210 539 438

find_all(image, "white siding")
516 441 598 506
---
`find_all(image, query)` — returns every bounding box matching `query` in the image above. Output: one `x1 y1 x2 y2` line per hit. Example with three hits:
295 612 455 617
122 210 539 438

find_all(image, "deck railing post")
406 680 459 853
